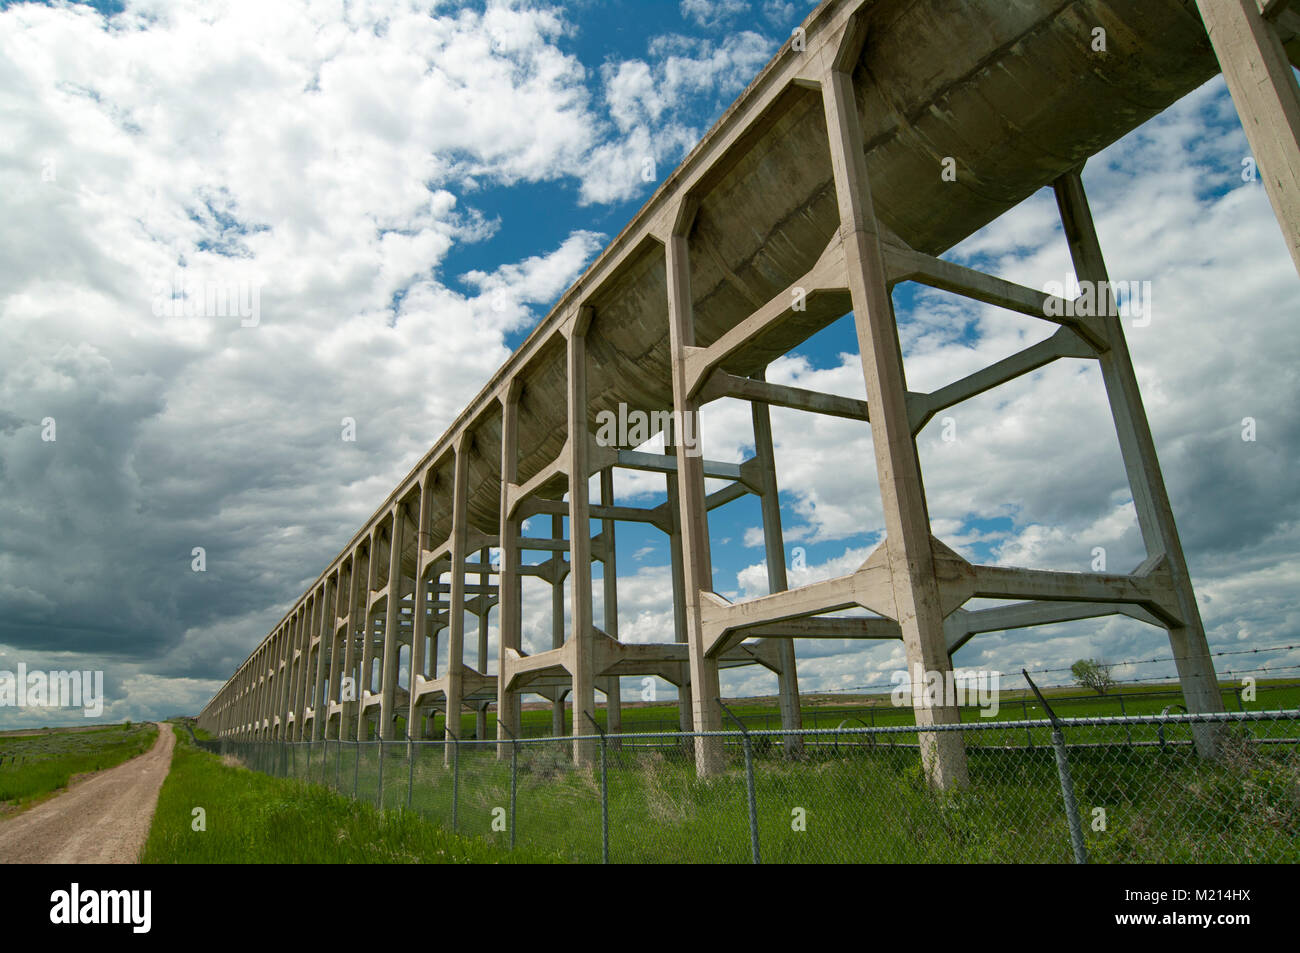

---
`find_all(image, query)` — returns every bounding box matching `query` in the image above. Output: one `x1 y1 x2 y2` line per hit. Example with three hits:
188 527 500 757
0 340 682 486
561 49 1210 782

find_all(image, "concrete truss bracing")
200 0 1300 787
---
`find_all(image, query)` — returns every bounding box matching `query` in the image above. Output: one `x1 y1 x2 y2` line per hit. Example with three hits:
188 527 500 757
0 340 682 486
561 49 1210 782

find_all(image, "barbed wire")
807 640 1300 697
1010 642 1300 678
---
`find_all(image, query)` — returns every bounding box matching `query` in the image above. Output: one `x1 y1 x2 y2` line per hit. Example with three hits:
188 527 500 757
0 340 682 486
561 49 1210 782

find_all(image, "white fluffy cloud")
0 0 787 726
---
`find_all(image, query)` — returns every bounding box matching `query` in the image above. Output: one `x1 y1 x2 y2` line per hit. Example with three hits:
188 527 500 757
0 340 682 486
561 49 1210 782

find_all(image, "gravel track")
0 723 174 864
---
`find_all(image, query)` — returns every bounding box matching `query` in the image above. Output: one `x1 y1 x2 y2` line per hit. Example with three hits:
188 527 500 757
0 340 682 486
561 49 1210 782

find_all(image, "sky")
1 0 1297 729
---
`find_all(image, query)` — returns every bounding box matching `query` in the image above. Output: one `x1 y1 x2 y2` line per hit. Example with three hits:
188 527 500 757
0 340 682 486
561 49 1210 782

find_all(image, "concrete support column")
294 598 313 740
566 312 597 766
305 598 319 740
600 467 622 742
329 635 345 740
665 220 724 776
276 626 292 738
256 657 267 739
430 581 441 681
1053 170 1225 755
821 54 968 788
311 581 331 741
496 382 524 755
1196 0 1300 274
340 554 363 741
263 652 272 739
444 435 470 761
300 604 313 738
283 621 297 737
380 505 406 740
550 514 567 738
282 622 295 740
408 474 432 745
294 609 308 736
264 637 275 739
256 663 265 738
290 601 307 740
664 457 693 736
324 580 342 741
266 632 279 738
356 532 380 742
475 546 490 740
750 374 803 756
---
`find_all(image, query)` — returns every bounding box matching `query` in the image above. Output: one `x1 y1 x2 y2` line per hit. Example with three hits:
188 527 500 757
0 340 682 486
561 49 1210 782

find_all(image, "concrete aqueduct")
198 0 1300 786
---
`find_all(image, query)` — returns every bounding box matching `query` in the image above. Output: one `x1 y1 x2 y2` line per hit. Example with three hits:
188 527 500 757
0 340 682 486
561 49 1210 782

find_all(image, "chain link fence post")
499 720 519 851
1025 671 1088 864
407 734 415 810
448 728 460 834
719 699 761 864
377 736 385 809
510 734 518 851
584 712 609 864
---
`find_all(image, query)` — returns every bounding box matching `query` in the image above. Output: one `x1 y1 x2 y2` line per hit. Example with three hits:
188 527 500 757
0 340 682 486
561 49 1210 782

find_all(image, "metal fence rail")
199 709 1300 864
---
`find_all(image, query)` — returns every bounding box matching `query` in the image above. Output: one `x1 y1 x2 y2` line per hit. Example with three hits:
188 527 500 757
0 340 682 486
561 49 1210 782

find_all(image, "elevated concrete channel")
199 0 1300 787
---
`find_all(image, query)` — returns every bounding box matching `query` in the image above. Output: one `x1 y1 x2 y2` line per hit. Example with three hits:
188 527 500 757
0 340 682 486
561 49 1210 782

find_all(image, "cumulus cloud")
0 0 781 726
582 30 775 204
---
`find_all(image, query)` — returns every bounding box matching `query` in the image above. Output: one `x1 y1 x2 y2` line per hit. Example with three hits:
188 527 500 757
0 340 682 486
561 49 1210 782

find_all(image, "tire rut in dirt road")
0 723 175 864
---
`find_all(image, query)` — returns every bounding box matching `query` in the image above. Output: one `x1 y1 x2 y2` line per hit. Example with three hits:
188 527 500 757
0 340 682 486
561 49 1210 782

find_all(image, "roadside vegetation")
141 727 560 863
283 721 1298 863
0 722 159 813
196 679 1298 863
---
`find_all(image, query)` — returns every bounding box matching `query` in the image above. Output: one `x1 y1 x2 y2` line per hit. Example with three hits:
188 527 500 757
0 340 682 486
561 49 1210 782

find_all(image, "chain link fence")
201 709 1300 863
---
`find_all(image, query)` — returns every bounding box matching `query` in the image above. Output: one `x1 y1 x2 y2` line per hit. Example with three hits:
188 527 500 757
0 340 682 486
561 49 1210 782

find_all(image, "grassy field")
142 726 560 863
262 712 1300 863
213 681 1298 863
0 721 158 812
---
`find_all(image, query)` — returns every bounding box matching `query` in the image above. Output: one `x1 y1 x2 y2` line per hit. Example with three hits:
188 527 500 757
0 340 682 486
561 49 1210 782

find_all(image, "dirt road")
0 723 174 864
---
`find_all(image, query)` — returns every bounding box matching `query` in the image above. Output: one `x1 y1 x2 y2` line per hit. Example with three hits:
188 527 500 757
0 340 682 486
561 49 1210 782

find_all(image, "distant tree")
1071 659 1115 695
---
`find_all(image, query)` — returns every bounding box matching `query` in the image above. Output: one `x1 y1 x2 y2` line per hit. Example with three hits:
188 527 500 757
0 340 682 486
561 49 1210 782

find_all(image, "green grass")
265 717 1300 863
0 722 159 811
219 681 1299 863
142 727 560 863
